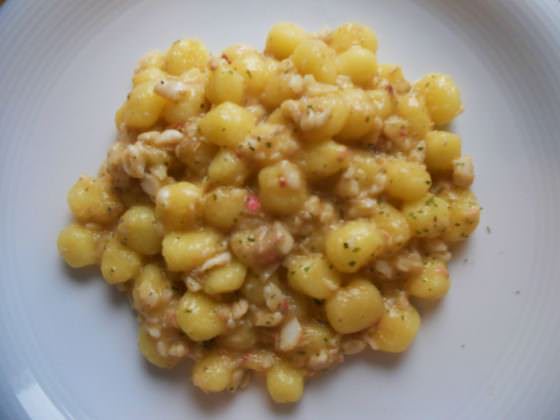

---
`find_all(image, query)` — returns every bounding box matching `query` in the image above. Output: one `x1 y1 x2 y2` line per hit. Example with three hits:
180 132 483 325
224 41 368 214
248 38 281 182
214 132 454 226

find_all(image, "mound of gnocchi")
57 22 480 403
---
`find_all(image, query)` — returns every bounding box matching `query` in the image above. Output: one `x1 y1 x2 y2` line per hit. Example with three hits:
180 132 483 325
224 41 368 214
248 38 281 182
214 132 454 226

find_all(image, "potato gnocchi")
57 22 480 404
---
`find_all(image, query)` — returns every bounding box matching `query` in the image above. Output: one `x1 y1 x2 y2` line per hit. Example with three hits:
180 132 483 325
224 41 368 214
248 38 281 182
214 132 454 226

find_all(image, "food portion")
57 22 480 403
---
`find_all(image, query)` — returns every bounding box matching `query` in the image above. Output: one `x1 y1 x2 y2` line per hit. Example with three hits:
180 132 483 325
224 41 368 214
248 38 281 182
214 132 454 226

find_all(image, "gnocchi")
58 22 480 405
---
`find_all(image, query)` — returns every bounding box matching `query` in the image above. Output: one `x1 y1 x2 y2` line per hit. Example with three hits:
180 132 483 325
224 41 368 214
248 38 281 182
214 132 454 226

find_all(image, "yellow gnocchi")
117 206 162 256
325 220 383 273
165 39 209 75
67 176 123 225
176 292 226 341
425 131 462 172
193 352 237 393
206 62 246 105
291 39 337 84
199 102 255 148
403 194 451 238
266 22 307 59
368 293 421 353
155 182 202 231
385 160 432 202
286 253 340 299
100 238 142 284
405 258 450 300
57 224 100 268
325 278 384 334
415 73 463 125
258 160 307 216
266 362 304 403
336 46 378 86
203 260 247 294
162 229 224 272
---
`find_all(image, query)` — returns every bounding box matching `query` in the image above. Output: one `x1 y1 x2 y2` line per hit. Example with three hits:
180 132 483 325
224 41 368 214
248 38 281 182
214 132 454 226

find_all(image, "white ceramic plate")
1 1 560 419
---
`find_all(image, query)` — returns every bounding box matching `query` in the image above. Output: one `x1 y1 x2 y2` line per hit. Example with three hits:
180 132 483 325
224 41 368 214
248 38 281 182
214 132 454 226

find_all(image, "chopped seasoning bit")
486 226 492 234
514 290 521 295
303 266 311 272
245 194 261 213
348 261 356 267
425 196 436 206
343 242 349 249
